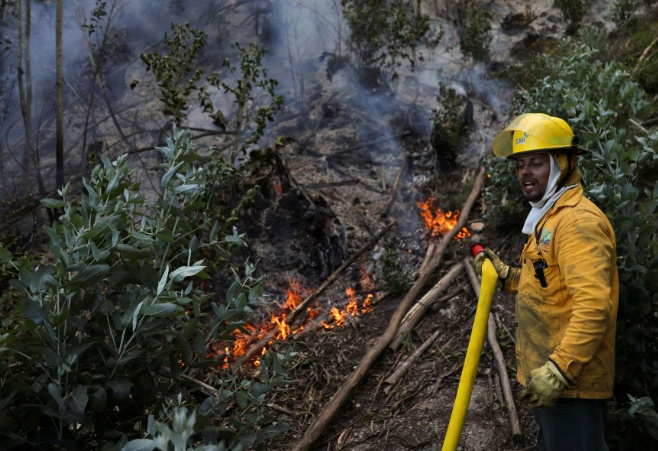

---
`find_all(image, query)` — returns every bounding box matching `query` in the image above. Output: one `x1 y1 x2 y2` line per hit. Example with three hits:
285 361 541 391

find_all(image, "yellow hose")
441 258 498 451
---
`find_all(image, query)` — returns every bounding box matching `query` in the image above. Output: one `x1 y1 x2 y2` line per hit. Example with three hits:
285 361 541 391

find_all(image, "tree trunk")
17 0 33 191
55 0 64 190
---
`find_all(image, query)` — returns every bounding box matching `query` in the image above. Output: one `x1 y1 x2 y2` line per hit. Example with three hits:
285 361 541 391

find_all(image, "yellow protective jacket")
504 184 619 399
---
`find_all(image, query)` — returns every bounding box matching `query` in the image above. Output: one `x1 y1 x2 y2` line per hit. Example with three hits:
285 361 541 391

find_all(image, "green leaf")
132 300 144 331
29 266 56 293
0 245 12 262
170 265 206 282
71 385 89 413
48 383 64 407
99 298 114 314
142 303 182 317
257 422 290 441
157 266 170 296
154 232 175 243
71 264 110 285
161 161 184 187
115 243 143 254
89 387 107 412
41 198 68 209
122 439 156 451
106 380 130 399
189 235 199 253
224 234 244 245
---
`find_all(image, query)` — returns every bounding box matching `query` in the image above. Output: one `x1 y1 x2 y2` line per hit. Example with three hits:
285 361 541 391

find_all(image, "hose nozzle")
470 243 485 258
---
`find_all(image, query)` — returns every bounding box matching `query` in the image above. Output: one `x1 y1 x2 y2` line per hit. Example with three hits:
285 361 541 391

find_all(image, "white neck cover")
522 154 577 235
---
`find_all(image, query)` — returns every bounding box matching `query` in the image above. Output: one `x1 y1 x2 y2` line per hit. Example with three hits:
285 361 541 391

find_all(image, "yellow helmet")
492 113 589 158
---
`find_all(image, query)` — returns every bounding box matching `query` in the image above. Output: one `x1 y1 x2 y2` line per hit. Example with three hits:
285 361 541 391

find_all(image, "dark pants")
534 398 608 451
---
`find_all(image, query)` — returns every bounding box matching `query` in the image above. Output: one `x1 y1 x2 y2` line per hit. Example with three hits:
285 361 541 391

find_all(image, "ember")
417 197 470 240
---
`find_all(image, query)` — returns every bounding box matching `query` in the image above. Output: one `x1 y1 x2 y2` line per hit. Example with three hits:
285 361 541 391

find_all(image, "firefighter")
474 113 619 451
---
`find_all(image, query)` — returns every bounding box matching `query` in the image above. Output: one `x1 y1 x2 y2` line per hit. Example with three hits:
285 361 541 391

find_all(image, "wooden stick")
632 33 658 75
385 331 457 390
381 159 407 218
290 167 484 451
389 261 465 350
464 257 522 442
413 241 438 280
234 220 396 367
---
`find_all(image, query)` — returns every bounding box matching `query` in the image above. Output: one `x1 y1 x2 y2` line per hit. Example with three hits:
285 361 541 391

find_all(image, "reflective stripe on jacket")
504 185 619 399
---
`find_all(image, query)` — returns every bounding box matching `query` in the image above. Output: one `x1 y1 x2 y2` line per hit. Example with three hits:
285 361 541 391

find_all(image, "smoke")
0 0 512 203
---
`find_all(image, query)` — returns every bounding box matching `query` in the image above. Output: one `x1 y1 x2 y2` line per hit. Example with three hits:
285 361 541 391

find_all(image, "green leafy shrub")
485 26 658 445
554 0 589 31
0 129 289 449
608 395 658 450
142 23 283 149
614 13 658 96
430 83 472 171
605 0 640 27
325 0 440 86
458 0 492 62
141 23 207 125
381 241 412 297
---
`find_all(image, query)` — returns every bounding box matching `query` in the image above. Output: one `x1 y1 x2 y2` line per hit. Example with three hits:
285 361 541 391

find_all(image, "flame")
209 279 309 368
362 294 374 314
211 272 380 367
416 197 470 240
345 287 359 316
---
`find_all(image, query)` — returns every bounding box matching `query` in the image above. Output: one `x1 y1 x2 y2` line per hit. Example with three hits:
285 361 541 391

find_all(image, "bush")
0 129 289 449
484 26 658 446
324 0 440 86
554 0 589 31
458 0 492 62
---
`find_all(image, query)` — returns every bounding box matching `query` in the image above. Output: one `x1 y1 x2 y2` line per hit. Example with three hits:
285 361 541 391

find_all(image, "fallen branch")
291 167 484 451
385 331 457 391
381 159 407 218
464 257 522 442
234 220 396 367
413 241 438 280
389 261 465 350
632 33 658 75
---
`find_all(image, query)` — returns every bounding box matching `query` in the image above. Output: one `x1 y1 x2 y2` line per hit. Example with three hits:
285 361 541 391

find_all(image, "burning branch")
234 220 396 367
291 167 484 451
